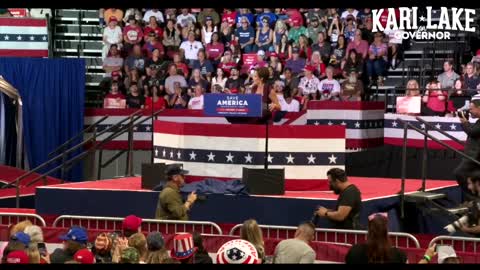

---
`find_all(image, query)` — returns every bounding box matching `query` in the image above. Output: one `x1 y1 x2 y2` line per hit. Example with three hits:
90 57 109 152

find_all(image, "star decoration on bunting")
420 124 426 129
169 151 174 158
419 16 426 21
154 149 158 156
30 36 34 41
176 151 181 159
207 152 216 161
307 154 316 164
285 154 295 164
226 152 234 162
435 123 441 129
4 35 9 40
450 124 457 130
146 126 151 131
162 149 166 157
328 154 337 164
42 36 47 40
17 35 22 40
245 153 253 163
392 121 398 128
189 151 197 160
354 122 361 128
341 121 347 126
328 121 333 126
133 126 138 131
267 154 274 163
314 121 320 126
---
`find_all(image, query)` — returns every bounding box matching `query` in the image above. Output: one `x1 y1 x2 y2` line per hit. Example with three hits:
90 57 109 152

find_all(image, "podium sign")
204 94 263 117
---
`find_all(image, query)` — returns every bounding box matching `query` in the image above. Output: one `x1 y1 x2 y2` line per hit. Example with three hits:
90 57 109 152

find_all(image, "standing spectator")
318 66 341 100
73 249 95 264
346 29 369 60
145 232 169 264
143 9 164 25
188 68 210 91
235 9 255 28
104 81 126 108
205 33 224 67
285 47 306 76
422 79 448 116
201 16 218 45
119 247 140 264
437 60 460 90
143 33 165 59
211 68 227 91
102 17 123 60
124 44 146 84
171 233 197 264
180 31 204 67
343 49 363 78
448 78 470 113
345 213 407 264
123 16 144 53
314 168 362 230
341 70 364 101
145 85 167 111
273 222 316 264
224 67 245 94
163 19 181 59
192 232 212 264
306 16 325 46
123 9 142 25
309 51 326 78
240 219 266 263
104 8 124 24
144 16 164 41
192 50 214 79
50 227 88 264
367 32 388 86
464 62 480 95
343 15 357 42
91 233 113 263
165 64 188 95
198 8 220 26
235 17 256 53
122 215 142 238
327 15 343 48
177 8 196 28
287 18 307 45
298 65 321 96
256 17 274 53
126 83 145 109
312 32 332 63
128 233 148 264
221 8 237 27
188 85 205 110
172 53 189 78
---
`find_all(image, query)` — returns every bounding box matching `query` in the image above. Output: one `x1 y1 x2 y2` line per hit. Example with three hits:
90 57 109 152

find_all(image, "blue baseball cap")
11 232 31 246
59 227 88 243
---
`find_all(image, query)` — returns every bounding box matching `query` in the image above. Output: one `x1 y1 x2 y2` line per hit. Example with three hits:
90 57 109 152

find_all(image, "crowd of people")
100 8 405 112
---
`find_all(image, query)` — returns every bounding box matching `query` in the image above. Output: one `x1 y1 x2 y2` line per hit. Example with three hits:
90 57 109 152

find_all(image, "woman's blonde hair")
128 233 148 260
406 79 420 96
24 225 44 244
10 220 33 236
26 244 41 264
145 248 170 264
240 219 265 258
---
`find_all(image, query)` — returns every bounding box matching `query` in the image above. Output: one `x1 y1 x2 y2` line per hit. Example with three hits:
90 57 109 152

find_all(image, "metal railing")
0 212 46 227
429 236 480 253
52 215 223 235
229 224 420 249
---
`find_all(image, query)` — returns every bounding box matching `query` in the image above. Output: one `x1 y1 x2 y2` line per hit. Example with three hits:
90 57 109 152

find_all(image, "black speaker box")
141 163 167 190
242 168 285 195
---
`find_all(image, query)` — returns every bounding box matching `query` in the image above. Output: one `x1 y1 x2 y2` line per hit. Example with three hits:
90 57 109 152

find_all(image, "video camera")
444 201 480 234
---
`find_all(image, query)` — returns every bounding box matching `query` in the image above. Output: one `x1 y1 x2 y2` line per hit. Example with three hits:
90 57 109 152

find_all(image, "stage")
35 176 461 234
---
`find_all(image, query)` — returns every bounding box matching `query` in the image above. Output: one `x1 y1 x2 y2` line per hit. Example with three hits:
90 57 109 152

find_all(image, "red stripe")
0 18 47 27
280 111 305 125
384 138 465 150
85 141 152 150
307 101 385 110
154 120 345 139
0 49 48 57
346 138 384 149
186 175 329 191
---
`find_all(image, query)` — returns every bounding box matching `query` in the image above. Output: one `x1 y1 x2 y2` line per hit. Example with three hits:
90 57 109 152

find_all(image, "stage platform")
35 176 461 234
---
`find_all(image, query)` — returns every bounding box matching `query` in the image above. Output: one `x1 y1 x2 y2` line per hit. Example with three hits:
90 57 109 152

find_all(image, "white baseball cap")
437 245 459 264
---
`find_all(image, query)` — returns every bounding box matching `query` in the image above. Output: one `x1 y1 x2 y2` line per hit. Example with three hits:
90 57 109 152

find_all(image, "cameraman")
454 94 480 202
457 176 480 236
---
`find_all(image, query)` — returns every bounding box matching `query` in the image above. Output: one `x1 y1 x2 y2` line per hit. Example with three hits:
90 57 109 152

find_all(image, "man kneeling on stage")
314 168 362 229
155 165 197 220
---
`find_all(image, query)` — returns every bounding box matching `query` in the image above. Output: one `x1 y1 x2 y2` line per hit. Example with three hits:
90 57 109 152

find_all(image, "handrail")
48 115 109 158
415 116 465 147
229 224 420 248
429 235 480 253
52 215 223 235
0 212 47 227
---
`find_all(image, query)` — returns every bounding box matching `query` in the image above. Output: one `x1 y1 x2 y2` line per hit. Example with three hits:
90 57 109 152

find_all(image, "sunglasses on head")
368 212 388 221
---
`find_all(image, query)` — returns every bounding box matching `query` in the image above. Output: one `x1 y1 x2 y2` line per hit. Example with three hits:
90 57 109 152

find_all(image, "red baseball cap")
304 65 316 72
74 249 95 264
109 16 118 23
6 250 29 264
111 71 120 77
269 52 278 58
122 215 142 231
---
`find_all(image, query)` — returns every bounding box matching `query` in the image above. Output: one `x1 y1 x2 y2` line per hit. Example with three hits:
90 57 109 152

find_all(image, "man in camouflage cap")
119 247 140 264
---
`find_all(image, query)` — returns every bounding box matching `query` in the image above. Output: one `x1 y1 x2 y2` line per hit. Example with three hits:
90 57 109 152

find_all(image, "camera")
444 201 480 233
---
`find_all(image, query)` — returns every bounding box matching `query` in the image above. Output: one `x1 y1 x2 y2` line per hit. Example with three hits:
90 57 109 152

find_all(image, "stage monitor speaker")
141 163 167 190
242 168 285 195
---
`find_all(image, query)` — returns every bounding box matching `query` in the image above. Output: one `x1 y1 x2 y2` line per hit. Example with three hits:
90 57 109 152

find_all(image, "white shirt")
211 77 227 90
299 75 321 95
318 78 341 94
143 10 165 24
188 95 204 110
103 26 123 45
341 10 359 20
176 14 197 27
282 99 300 112
29 9 52 18
202 26 218 44
180 41 204 60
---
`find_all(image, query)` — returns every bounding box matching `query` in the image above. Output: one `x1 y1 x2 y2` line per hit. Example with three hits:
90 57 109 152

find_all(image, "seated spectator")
448 78 471 113
219 21 234 51
172 53 189 78
464 62 480 95
192 50 214 80
189 68 210 91
102 17 123 60
294 34 312 60
235 17 256 53
103 44 124 79
358 8 372 24
143 33 165 59
273 222 315 264
329 35 346 76
123 9 142 26
201 16 218 45
123 16 144 54
312 32 332 62
235 8 254 28
218 49 237 77
422 79 448 116
436 245 461 264
128 233 148 264
367 32 388 86
171 233 197 264
341 70 364 101
309 51 326 78
327 16 342 48
104 81 126 108
216 239 261 264
143 9 164 25
211 68 227 91
384 28 404 70
256 17 274 52
145 85 167 111
222 8 237 28
119 247 140 264
73 249 95 264
266 66 279 85
146 48 167 76
50 227 88 264
256 8 277 28
345 213 407 264
124 44 146 84
180 31 204 67
168 82 189 109
164 8 177 21
126 83 145 109
24 225 44 246
145 232 169 264
318 66 341 100
177 9 196 28
240 219 265 263
298 65 321 96
438 60 460 90
250 50 268 71
144 16 164 42
104 8 123 25
285 47 306 76
287 17 307 45
274 27 289 62
188 85 205 110
205 33 224 67
343 49 363 79
282 90 301 112
162 19 181 59
224 67 245 94
192 232 213 264
198 8 220 26
341 8 359 20
165 64 188 95
396 79 422 115
91 233 113 263
268 52 283 74
346 29 369 60
282 67 300 96
306 15 325 46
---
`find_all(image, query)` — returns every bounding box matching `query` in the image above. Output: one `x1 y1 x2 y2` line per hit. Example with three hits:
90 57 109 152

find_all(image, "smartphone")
37 243 47 256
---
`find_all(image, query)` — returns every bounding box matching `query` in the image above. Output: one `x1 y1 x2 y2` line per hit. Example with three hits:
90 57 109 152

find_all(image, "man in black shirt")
315 168 362 229
126 83 145 108
224 67 245 93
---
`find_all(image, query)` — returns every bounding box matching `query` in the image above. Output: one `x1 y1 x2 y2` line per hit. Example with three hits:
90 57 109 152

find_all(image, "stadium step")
404 191 447 203
446 206 469 215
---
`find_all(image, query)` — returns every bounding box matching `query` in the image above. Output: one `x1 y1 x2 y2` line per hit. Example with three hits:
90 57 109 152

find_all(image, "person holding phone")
454 94 480 202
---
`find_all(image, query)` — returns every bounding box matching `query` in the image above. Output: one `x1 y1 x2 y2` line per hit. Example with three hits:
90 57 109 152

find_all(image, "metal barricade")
429 236 480 253
229 224 420 248
52 215 223 235
0 212 47 227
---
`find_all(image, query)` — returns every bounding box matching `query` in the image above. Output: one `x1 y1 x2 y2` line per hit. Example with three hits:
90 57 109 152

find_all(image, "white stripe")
308 110 384 120
346 128 384 139
0 42 47 50
287 113 307 125
154 133 345 152
158 116 229 124
154 159 344 179
384 128 467 141
0 26 47 35
84 116 151 125
92 132 152 141
385 113 476 124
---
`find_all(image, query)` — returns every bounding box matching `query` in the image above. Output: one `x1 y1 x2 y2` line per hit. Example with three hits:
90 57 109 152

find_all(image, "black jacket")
461 119 480 161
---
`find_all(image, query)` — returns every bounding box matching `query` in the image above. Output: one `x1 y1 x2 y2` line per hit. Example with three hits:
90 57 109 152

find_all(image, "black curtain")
1 92 17 167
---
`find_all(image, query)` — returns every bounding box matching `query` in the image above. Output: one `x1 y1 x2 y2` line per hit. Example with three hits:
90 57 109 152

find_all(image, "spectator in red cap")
287 17 307 44
74 249 95 264
102 16 123 60
6 250 29 264
298 65 321 96
122 215 142 238
144 16 164 42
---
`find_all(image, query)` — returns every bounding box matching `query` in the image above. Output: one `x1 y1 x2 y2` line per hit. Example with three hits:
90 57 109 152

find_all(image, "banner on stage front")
204 94 263 117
